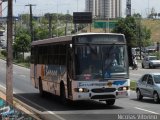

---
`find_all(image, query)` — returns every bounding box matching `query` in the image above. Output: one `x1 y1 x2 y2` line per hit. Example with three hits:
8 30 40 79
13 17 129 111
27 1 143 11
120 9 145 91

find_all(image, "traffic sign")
94 21 117 29
73 12 92 24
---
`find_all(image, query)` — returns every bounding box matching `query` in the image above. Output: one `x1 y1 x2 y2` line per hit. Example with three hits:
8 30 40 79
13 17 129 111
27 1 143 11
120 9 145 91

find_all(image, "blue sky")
2 0 160 17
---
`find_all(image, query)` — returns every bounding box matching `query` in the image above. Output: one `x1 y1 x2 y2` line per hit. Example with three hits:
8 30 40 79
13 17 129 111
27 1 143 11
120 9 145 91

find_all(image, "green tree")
33 21 49 40
14 33 31 61
112 17 137 46
133 13 141 18
19 14 30 26
112 16 151 47
112 16 151 61
134 17 151 48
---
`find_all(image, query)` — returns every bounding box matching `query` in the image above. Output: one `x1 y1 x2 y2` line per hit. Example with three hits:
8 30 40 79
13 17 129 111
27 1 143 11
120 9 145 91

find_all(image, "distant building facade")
126 0 131 16
85 0 122 19
0 0 2 17
85 0 99 18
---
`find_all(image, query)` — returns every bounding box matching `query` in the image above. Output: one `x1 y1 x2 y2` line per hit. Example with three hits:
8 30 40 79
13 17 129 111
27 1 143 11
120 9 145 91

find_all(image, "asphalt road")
130 62 160 81
0 59 160 120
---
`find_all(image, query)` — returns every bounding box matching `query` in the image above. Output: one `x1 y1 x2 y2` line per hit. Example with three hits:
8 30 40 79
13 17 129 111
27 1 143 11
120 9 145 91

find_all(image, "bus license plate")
118 91 126 95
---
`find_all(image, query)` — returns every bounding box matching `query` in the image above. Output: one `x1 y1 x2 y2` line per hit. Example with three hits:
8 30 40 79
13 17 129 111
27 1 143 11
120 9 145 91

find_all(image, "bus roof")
31 33 125 46
75 32 124 36
31 36 72 46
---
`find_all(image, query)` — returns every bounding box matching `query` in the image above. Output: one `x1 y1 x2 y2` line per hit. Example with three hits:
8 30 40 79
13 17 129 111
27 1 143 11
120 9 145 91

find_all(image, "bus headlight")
123 87 127 90
79 88 83 92
74 88 89 92
118 86 129 91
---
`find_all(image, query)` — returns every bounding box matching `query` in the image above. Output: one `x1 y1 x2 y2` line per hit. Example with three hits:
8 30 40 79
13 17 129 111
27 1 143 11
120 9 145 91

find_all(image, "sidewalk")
0 90 41 120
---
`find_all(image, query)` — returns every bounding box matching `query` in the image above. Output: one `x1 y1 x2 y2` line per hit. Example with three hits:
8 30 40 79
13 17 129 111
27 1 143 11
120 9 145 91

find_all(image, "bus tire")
60 83 67 105
106 99 115 105
39 77 45 97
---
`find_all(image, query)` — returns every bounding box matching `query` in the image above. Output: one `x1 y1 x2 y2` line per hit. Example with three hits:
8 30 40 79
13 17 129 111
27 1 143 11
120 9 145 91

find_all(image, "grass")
130 80 136 91
142 19 160 42
13 60 30 68
0 51 6 60
0 50 30 68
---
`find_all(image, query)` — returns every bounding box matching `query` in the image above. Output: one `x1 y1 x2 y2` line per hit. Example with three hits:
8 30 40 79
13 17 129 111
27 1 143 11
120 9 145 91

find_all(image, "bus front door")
67 49 73 98
34 64 38 88
67 76 72 98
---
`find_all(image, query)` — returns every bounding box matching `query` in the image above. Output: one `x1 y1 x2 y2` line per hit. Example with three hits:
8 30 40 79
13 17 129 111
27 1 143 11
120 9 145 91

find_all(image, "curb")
0 86 56 120
0 87 42 120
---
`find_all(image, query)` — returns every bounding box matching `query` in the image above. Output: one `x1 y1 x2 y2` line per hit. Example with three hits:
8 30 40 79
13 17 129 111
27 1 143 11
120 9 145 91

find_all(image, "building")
85 0 122 19
126 0 131 16
0 0 2 17
85 0 99 18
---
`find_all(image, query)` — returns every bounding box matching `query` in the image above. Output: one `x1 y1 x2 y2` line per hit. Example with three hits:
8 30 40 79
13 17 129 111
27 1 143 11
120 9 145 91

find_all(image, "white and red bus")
30 33 130 105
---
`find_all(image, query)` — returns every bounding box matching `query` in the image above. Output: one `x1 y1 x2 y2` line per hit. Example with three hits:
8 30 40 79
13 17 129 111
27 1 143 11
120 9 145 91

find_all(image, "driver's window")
147 75 153 85
142 75 148 83
103 46 118 67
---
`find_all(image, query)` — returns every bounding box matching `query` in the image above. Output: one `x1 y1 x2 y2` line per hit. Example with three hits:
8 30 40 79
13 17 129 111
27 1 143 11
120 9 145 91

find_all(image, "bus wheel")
60 84 67 105
106 99 115 105
39 78 45 97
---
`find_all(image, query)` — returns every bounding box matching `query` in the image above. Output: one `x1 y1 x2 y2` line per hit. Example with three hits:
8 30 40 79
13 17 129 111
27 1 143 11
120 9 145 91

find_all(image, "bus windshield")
74 45 128 80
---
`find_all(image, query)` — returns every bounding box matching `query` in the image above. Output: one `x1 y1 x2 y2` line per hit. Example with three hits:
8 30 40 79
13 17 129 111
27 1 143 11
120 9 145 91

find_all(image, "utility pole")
25 4 36 41
6 0 13 104
138 17 142 60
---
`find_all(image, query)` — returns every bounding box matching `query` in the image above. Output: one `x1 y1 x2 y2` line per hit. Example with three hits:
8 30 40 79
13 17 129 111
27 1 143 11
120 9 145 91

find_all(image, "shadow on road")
14 92 123 112
130 97 158 104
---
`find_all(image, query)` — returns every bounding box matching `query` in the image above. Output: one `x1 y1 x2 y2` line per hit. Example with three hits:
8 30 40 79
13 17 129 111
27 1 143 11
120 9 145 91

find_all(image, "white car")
136 73 160 103
141 56 160 68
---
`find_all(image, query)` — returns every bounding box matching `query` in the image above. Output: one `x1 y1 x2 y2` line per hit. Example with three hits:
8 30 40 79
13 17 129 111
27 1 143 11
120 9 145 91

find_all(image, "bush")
130 80 136 91
24 56 30 63
1 50 7 57
151 51 160 59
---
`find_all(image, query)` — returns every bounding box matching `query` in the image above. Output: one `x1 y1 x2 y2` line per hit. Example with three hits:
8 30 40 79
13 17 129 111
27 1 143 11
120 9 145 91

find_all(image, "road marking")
130 73 141 76
0 84 22 96
0 84 66 120
134 107 160 115
14 95 66 120
0 84 6 90
47 111 66 120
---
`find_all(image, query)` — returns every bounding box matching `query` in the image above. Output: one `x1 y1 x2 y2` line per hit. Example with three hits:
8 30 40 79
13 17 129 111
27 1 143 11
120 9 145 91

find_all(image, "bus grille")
91 95 115 99
111 73 126 78
91 88 116 93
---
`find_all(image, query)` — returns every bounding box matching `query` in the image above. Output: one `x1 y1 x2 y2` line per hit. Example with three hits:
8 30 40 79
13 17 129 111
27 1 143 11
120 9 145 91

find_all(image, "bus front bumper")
72 90 129 101
116 90 129 98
